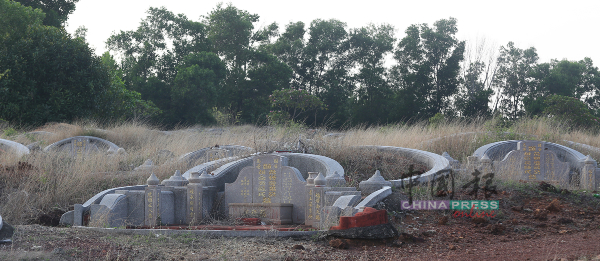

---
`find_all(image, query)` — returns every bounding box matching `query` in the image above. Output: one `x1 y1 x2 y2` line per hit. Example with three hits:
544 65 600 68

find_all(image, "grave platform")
228 203 293 225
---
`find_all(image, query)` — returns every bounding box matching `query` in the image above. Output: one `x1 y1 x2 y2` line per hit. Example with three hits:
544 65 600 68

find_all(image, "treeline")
2 1 600 129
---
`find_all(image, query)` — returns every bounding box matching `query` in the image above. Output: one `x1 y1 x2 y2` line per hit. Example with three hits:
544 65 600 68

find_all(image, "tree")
266 19 354 126
543 95 599 131
13 0 79 27
527 58 600 117
304 19 353 126
391 17 465 121
98 52 161 121
580 58 600 116
267 88 324 125
106 7 213 124
454 37 497 118
455 61 494 118
0 0 108 124
171 52 226 124
204 4 292 123
348 24 396 124
491 42 538 120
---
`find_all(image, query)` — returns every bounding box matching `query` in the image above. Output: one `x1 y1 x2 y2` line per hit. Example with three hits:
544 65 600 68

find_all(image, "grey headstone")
495 141 570 186
134 159 154 172
225 154 307 224
90 194 127 227
59 210 74 226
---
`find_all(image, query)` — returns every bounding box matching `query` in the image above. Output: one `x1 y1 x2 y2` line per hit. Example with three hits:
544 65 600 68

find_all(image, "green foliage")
455 61 493 118
349 24 396 125
13 0 79 27
268 88 324 126
543 95 599 131
211 107 241 126
0 0 112 125
428 113 446 128
391 17 465 121
492 42 538 120
98 52 161 121
170 52 226 125
3 127 17 137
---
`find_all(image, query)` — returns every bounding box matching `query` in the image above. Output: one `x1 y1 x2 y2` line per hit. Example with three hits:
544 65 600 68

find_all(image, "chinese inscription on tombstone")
496 141 569 186
225 155 307 224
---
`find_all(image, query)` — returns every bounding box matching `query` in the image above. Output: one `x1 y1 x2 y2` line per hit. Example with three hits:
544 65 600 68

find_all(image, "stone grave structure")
43 136 123 158
0 138 30 158
472 140 600 190
224 155 360 227
61 153 361 229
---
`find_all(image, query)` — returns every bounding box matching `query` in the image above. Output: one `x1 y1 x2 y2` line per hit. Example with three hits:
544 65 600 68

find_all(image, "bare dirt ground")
1 183 600 261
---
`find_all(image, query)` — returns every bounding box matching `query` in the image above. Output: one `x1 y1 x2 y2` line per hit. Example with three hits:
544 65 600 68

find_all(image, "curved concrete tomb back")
0 138 30 158
43 136 121 157
473 140 587 171
178 145 254 169
184 152 345 192
351 146 451 188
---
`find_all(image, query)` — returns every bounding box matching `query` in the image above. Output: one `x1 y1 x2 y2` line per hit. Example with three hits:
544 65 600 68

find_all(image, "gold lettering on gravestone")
74 138 87 158
258 169 267 200
146 189 160 226
315 191 321 221
240 176 250 201
268 169 277 198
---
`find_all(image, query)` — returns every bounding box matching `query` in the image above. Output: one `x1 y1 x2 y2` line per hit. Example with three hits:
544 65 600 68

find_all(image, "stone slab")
228 203 293 225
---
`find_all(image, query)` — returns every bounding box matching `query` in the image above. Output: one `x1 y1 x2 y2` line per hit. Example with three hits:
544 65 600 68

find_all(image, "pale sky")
66 0 600 65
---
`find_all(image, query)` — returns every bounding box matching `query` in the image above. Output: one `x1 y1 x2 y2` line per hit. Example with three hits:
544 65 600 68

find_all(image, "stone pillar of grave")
159 170 188 224
144 173 161 227
307 173 328 229
581 155 597 190
186 171 203 225
467 156 479 173
305 172 318 227
326 171 346 187
199 171 217 219
359 170 392 196
480 154 493 174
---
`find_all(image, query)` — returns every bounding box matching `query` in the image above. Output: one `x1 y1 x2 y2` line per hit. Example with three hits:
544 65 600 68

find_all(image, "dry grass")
0 117 599 225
